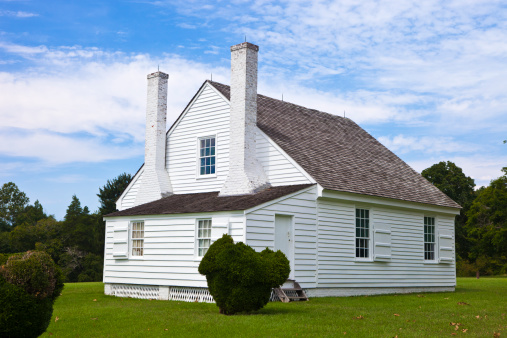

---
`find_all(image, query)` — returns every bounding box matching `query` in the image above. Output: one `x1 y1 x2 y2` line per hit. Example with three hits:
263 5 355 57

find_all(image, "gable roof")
209 81 460 209
107 184 314 217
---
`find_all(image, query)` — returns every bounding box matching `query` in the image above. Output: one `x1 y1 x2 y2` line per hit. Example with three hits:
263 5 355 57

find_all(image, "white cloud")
177 23 197 29
0 10 38 18
377 134 478 155
0 43 229 164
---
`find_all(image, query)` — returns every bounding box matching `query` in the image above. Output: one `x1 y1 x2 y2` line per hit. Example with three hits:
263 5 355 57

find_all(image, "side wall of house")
103 212 244 288
244 186 318 288
315 198 456 294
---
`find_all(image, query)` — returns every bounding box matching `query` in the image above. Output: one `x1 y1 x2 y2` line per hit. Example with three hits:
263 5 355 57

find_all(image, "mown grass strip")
44 277 506 337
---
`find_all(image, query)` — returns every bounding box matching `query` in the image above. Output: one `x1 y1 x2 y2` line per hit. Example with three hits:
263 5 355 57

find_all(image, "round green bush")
198 234 290 315
0 251 64 337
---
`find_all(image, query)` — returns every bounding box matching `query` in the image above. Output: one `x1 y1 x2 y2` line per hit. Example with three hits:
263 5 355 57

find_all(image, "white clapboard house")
103 42 460 302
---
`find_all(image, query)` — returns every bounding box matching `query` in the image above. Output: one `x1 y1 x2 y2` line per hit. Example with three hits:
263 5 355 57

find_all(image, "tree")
16 200 47 227
63 196 97 254
0 182 29 231
421 161 476 260
465 167 507 275
97 173 132 215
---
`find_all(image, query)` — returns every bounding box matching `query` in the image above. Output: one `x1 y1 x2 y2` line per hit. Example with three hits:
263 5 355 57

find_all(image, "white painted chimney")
219 42 269 196
135 71 173 206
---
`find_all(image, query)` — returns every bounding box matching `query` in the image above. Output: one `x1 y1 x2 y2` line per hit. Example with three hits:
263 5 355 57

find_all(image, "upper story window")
131 221 144 257
199 137 216 176
424 216 436 260
355 208 370 258
197 219 212 257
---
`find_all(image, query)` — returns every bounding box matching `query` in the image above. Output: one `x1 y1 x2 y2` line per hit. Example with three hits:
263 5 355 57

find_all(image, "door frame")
274 213 295 280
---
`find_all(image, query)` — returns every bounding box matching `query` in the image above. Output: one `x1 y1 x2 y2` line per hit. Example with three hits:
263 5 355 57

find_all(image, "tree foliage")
0 172 133 282
0 182 30 231
97 172 132 215
0 251 63 337
464 168 507 275
199 234 290 315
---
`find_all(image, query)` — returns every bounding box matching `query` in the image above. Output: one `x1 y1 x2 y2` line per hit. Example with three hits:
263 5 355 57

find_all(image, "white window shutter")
113 225 129 259
210 217 229 242
373 222 391 261
438 231 454 264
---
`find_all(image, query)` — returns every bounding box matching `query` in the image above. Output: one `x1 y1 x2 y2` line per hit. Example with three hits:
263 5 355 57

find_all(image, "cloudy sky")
1 0 506 219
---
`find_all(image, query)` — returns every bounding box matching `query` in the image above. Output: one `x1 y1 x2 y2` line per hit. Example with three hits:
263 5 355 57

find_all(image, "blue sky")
1 0 506 219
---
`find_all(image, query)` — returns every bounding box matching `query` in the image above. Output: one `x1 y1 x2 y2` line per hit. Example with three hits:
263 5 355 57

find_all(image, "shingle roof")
210 81 460 209
107 184 314 217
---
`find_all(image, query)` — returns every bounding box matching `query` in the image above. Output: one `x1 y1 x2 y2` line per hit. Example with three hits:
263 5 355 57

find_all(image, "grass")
43 278 506 337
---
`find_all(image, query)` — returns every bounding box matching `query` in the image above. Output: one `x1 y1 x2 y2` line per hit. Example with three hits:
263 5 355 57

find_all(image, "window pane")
355 209 369 258
211 138 215 146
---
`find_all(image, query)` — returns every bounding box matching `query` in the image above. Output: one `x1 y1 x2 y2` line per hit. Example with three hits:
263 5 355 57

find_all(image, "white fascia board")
115 166 144 208
166 82 230 138
244 184 317 214
104 209 244 222
320 189 461 216
257 128 317 184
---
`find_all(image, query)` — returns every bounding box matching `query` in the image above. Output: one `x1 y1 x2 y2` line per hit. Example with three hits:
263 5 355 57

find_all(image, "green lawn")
44 278 506 337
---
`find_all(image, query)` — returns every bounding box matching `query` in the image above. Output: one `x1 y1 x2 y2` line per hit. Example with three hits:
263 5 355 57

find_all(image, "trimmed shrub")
0 251 64 337
198 234 290 315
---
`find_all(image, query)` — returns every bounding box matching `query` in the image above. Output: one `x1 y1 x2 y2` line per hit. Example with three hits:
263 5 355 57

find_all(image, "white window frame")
130 220 145 258
196 135 217 178
424 216 437 262
355 208 371 261
196 219 212 258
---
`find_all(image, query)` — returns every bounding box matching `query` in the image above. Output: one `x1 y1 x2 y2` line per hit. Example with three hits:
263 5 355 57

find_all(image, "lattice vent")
169 287 214 303
111 284 159 300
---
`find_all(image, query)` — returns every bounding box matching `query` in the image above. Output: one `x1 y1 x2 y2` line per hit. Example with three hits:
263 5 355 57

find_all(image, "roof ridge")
208 80 349 124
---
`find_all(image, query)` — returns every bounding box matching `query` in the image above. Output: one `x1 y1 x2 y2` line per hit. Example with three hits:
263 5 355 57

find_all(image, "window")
199 137 216 176
197 219 212 257
355 209 370 258
131 221 144 257
424 216 436 260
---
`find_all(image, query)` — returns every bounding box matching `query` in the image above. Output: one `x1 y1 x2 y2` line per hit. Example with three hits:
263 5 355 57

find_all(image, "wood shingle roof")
210 81 460 209
107 184 314 217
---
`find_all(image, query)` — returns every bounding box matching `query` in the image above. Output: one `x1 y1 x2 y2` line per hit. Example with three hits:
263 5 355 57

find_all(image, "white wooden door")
275 214 294 279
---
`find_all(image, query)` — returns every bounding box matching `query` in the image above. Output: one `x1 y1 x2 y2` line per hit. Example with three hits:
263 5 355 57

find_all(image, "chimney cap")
147 71 169 80
231 42 259 52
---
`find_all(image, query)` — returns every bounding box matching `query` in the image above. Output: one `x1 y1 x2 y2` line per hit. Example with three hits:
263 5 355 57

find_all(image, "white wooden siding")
317 199 456 288
166 84 230 194
103 213 244 287
256 132 312 186
245 186 318 288
119 170 143 210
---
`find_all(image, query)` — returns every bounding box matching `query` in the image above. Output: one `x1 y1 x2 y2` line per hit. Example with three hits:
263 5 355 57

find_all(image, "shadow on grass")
213 303 309 316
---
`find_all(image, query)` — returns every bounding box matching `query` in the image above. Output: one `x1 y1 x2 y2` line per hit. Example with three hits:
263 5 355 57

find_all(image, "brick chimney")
219 42 269 196
135 71 173 205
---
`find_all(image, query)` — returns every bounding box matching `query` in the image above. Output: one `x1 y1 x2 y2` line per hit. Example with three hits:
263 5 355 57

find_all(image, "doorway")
275 214 294 279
